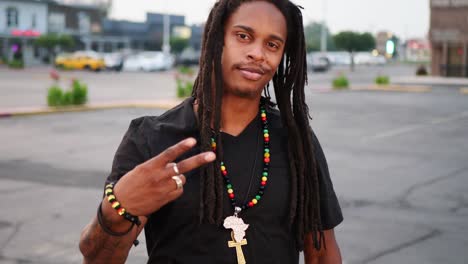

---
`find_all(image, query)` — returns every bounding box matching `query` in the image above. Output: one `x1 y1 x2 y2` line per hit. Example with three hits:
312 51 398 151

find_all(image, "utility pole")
162 14 171 54
320 0 327 53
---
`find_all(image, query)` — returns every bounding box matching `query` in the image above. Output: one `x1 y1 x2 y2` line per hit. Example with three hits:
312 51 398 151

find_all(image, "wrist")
100 199 134 233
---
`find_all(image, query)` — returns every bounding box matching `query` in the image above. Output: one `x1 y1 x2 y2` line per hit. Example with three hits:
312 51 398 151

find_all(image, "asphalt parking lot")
0 65 467 263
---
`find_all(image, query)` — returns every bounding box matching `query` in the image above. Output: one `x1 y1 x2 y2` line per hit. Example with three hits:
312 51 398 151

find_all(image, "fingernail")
185 138 196 146
204 152 216 162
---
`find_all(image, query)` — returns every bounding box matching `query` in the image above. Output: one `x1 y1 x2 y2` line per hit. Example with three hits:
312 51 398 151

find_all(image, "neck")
220 94 261 136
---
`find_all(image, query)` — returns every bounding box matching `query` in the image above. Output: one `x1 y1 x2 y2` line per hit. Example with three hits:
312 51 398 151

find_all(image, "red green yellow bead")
212 103 270 211
117 207 126 216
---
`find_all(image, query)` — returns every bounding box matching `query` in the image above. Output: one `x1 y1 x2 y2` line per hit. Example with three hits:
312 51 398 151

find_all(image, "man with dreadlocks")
79 0 343 263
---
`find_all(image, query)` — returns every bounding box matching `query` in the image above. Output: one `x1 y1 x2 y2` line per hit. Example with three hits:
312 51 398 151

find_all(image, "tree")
35 34 75 63
333 31 375 71
304 22 335 52
170 37 189 54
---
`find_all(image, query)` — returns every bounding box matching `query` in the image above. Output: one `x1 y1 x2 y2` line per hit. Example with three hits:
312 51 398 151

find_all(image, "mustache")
232 62 272 74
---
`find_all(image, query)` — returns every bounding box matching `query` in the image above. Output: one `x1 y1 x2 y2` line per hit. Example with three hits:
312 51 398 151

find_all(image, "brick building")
430 0 468 77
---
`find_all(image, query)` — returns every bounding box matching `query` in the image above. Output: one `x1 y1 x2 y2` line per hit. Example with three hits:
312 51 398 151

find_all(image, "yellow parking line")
460 88 468 95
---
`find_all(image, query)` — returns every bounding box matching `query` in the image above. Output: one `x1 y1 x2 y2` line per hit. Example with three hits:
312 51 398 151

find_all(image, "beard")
228 85 261 99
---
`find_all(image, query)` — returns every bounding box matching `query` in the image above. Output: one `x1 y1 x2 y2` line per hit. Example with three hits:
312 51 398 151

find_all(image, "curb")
0 100 183 119
352 84 431 93
460 88 468 95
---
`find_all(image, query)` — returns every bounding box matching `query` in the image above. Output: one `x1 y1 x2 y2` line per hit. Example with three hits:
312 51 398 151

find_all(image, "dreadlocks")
192 0 323 251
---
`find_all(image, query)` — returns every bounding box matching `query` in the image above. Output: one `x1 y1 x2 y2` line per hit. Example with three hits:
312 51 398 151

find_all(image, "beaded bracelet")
104 182 141 226
96 202 139 246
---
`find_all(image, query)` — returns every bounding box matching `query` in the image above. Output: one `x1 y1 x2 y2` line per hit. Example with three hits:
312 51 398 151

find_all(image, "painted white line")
364 111 468 142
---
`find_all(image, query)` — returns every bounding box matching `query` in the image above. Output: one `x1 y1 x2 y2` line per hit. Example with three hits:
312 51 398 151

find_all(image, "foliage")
170 37 190 54
35 34 75 49
177 66 194 75
416 65 428 76
375 75 390 85
46 79 88 107
47 85 63 106
71 79 88 105
8 59 24 69
332 75 349 90
333 31 375 52
175 66 194 98
176 79 193 98
304 22 336 52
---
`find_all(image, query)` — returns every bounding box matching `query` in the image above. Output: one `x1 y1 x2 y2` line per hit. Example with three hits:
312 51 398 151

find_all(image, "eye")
236 33 250 41
267 42 280 50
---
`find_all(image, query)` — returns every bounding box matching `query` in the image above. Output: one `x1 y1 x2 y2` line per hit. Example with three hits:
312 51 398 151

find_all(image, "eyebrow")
233 24 285 44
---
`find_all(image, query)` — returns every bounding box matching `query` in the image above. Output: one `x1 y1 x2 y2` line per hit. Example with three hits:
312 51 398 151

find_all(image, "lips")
237 66 265 81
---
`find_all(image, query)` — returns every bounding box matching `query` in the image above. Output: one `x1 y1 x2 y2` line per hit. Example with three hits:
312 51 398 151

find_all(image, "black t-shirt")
106 97 343 264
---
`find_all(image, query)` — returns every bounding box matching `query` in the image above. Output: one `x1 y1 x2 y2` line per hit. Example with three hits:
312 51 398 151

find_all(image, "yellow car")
55 51 105 71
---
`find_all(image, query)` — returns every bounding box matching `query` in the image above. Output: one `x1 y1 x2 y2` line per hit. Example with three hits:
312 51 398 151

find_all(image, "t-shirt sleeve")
311 130 343 230
105 117 149 187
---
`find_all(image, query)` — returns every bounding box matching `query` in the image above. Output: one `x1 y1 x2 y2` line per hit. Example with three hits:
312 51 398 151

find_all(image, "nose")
247 43 265 62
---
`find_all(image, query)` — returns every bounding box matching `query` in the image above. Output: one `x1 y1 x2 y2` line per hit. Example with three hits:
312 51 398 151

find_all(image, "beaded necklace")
210 102 270 264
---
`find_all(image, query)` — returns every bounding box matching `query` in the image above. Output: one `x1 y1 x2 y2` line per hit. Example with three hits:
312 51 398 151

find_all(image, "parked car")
307 53 331 72
55 51 105 71
102 52 124 71
354 52 387 65
122 51 174 72
177 47 201 66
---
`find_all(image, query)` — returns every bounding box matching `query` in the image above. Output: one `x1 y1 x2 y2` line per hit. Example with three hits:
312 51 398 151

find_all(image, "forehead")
225 1 287 39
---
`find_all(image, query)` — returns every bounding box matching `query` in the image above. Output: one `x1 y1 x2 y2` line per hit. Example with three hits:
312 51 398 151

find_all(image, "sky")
108 0 430 40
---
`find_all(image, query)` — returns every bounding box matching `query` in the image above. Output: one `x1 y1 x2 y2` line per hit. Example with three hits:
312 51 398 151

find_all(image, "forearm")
304 230 342 264
79 200 145 264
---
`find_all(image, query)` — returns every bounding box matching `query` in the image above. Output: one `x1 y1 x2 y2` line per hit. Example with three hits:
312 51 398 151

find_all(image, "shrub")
416 65 428 76
8 59 24 69
71 79 88 105
375 75 390 85
332 75 349 90
46 79 88 107
176 79 193 98
47 86 63 106
178 66 194 75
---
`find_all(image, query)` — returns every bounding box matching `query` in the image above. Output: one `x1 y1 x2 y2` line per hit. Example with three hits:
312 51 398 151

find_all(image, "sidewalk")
0 99 182 118
392 76 468 87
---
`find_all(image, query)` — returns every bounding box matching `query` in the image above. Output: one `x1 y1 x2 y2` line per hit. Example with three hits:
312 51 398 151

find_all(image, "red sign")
10 29 41 37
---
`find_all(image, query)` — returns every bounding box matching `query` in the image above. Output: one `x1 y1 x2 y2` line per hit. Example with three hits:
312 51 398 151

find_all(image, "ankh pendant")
227 231 248 264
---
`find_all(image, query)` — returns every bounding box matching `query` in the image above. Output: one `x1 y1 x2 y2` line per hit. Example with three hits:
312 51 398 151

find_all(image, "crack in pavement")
397 166 468 210
0 221 22 253
360 229 441 264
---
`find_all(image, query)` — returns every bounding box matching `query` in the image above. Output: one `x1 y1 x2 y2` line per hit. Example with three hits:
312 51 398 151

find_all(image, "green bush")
375 75 390 85
47 86 63 106
46 80 88 107
332 75 349 90
176 79 193 98
8 59 24 69
71 80 88 105
178 66 194 75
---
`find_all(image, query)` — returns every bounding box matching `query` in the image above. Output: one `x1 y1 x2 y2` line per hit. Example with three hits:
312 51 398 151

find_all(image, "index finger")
147 137 198 167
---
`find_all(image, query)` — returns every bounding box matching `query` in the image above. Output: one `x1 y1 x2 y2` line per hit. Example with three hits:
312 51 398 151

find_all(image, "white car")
102 52 124 71
123 52 174 72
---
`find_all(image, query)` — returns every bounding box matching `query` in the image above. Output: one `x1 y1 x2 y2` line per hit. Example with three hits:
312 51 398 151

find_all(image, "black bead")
259 191 264 195
260 186 265 190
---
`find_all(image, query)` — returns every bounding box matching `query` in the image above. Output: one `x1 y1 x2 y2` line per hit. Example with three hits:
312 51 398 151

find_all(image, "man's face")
221 1 287 98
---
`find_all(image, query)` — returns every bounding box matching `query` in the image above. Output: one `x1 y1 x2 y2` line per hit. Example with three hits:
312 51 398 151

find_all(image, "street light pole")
320 0 327 53
163 14 171 54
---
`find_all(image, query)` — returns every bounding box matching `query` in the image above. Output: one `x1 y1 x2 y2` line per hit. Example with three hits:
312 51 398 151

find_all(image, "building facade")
102 13 185 52
0 0 50 65
430 0 468 77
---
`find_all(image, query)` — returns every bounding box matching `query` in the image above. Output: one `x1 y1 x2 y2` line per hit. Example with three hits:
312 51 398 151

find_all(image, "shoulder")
128 97 197 138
